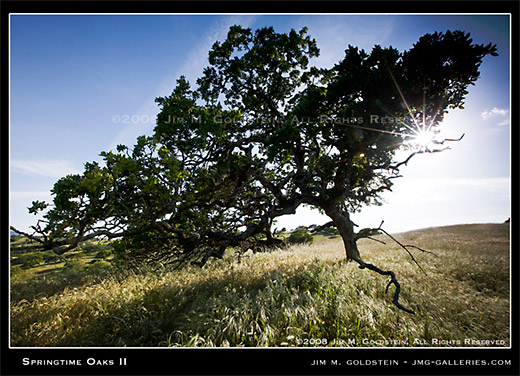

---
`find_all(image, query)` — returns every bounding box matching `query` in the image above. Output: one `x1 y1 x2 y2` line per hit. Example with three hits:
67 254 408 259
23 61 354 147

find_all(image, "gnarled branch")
357 260 415 315
352 220 438 314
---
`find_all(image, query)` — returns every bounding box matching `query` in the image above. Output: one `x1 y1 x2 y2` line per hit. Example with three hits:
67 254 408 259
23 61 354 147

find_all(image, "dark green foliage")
13 26 496 273
81 242 105 253
64 260 83 273
323 227 339 236
21 253 44 268
287 227 314 245
65 252 86 261
96 249 113 259
41 251 63 264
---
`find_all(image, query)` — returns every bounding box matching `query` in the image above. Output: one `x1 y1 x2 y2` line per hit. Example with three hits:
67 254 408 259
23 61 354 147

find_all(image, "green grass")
10 223 510 347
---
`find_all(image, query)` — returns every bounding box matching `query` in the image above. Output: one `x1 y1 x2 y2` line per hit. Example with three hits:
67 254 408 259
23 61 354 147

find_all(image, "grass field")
10 223 510 347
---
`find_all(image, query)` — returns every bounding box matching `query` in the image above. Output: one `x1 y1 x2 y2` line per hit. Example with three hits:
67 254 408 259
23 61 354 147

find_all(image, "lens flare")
410 129 437 150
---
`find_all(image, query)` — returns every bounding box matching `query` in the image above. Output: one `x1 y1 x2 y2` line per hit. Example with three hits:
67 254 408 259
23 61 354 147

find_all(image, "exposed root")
356 259 415 315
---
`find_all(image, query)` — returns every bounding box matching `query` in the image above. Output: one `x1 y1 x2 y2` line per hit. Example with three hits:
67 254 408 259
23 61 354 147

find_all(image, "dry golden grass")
10 223 510 347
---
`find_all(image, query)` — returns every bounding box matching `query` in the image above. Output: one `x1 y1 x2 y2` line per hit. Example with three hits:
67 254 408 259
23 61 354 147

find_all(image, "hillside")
10 223 510 347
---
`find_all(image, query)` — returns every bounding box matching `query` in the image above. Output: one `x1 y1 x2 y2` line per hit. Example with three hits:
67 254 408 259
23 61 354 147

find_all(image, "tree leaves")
20 26 496 269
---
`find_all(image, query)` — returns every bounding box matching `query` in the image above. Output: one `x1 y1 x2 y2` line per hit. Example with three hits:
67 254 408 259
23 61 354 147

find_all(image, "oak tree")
12 26 497 313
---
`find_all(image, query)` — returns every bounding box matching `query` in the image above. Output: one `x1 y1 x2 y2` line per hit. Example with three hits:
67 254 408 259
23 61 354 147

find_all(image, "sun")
409 129 437 151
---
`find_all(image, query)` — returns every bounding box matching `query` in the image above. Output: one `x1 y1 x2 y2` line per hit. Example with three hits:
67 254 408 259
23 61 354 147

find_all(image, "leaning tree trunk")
324 206 361 262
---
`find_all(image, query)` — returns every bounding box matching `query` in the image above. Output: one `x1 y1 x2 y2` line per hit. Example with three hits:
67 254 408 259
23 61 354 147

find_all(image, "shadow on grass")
11 266 112 303
12 261 336 347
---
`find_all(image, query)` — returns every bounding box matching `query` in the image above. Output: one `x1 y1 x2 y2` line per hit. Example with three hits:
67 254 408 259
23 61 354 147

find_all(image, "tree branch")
357 259 415 315
9 226 45 245
355 220 435 275
310 221 335 233
432 133 465 145
391 151 423 171
350 219 439 314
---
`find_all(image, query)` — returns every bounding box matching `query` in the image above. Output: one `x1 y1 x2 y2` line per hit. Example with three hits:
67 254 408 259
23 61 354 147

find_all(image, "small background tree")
287 226 314 245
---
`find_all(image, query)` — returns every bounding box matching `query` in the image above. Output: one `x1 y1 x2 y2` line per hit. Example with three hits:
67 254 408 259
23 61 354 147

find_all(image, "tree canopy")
12 26 497 313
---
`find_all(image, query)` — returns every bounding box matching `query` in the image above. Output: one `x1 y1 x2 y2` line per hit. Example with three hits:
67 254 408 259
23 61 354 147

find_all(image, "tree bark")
324 206 361 262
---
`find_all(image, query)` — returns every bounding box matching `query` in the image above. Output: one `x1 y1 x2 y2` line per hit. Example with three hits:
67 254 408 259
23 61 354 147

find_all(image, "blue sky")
9 14 511 233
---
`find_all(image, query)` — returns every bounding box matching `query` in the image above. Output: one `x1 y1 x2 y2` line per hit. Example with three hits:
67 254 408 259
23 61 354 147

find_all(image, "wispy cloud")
176 15 259 86
497 118 510 127
480 107 509 119
107 15 259 151
10 159 80 178
297 15 397 69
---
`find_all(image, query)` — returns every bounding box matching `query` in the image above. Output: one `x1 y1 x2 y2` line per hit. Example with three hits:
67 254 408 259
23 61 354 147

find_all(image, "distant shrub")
10 265 24 276
323 227 339 236
287 227 314 245
81 241 110 254
10 257 23 266
66 252 86 260
21 253 45 268
89 260 112 273
96 249 113 259
42 251 63 263
64 259 83 273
